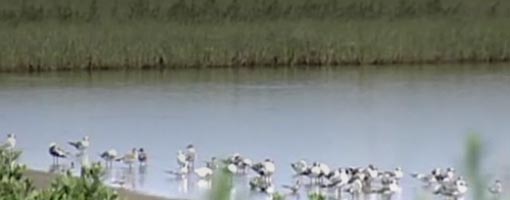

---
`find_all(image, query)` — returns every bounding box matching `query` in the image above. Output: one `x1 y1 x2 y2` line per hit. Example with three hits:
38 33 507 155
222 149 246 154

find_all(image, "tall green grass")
0 0 508 71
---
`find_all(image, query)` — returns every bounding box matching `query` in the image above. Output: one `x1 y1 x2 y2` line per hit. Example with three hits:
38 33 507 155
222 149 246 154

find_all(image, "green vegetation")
465 133 486 200
0 148 119 200
0 0 508 71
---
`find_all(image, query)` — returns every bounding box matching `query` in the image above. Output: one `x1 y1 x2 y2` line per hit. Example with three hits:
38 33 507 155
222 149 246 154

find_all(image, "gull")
345 177 363 199
249 176 275 194
282 179 302 195
1 133 16 151
291 160 309 176
411 168 441 186
252 159 276 183
68 136 90 152
115 148 138 169
138 148 148 166
176 150 188 167
185 144 196 169
99 149 118 168
309 162 323 184
488 180 503 195
323 168 350 188
364 164 379 179
435 177 468 197
49 143 69 165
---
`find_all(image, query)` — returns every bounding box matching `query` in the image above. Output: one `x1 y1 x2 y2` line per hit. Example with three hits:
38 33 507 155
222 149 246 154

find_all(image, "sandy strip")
25 169 176 200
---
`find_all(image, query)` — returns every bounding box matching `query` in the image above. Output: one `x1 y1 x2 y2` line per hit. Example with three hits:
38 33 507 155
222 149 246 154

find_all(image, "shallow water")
1 65 510 199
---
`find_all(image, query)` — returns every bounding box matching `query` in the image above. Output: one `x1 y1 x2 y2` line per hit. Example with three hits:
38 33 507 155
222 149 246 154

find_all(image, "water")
1 65 510 199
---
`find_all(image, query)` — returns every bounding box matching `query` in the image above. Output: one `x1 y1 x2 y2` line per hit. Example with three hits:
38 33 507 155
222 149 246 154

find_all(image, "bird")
291 160 309 176
194 166 214 179
176 150 188 167
282 179 302 195
49 143 68 165
488 180 503 195
1 133 16 151
435 177 468 197
166 163 190 179
205 157 218 170
379 178 402 195
249 175 275 194
185 144 196 169
137 148 148 166
411 168 441 186
115 148 138 169
68 136 90 152
388 167 404 180
99 149 118 168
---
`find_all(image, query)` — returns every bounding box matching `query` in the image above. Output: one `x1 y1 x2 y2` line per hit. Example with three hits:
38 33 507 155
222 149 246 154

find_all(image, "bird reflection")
138 165 147 187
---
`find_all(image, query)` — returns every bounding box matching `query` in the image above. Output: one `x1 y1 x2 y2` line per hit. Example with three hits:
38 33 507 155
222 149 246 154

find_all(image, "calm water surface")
1 65 510 199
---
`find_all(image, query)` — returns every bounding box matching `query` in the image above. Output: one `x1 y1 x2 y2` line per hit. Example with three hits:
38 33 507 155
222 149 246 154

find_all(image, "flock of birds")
1 133 505 200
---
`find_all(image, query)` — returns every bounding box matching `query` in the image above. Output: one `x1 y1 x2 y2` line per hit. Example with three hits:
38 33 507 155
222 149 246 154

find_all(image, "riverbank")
25 169 173 200
0 0 509 72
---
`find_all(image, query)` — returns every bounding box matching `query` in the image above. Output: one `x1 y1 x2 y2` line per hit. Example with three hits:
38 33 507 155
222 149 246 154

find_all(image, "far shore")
25 169 177 200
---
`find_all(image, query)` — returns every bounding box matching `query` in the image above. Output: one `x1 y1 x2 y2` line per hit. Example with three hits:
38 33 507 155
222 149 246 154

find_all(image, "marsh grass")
0 0 508 71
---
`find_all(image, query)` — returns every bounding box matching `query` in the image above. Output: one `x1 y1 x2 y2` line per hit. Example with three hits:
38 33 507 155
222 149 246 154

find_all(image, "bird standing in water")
185 144 196 170
99 149 118 168
138 148 148 166
68 136 90 154
49 143 68 165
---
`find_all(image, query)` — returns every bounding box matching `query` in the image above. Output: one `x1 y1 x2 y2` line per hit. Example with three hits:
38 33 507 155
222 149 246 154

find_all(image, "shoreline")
0 59 509 73
25 169 175 200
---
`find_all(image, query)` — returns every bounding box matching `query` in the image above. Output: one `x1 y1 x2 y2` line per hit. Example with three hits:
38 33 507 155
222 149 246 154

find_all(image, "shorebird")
291 160 309 176
1 133 16 151
282 179 302 195
138 148 148 166
489 180 503 195
435 177 468 197
49 143 68 165
115 148 138 169
99 149 118 168
176 150 188 167
185 144 196 169
249 175 275 194
68 136 90 152
252 159 276 183
411 168 441 187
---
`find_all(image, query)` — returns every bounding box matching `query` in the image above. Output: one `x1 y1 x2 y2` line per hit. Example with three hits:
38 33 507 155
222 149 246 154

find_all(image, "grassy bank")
0 0 509 71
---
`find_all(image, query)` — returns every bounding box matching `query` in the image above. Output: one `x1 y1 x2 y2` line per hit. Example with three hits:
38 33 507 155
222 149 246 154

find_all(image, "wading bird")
68 136 90 152
49 143 68 165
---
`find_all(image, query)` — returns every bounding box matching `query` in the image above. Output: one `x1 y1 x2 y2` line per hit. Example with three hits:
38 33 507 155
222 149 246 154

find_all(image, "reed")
0 0 508 71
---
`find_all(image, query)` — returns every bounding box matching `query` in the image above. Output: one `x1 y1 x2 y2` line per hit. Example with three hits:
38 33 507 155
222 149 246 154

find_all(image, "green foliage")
465 133 486 200
209 167 234 200
36 163 118 200
272 192 285 200
0 149 118 200
309 193 326 200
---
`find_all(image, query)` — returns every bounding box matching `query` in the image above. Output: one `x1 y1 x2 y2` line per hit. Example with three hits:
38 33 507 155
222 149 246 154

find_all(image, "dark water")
1 65 510 199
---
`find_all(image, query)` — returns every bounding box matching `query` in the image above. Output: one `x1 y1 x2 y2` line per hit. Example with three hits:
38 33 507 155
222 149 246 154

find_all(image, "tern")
185 144 196 169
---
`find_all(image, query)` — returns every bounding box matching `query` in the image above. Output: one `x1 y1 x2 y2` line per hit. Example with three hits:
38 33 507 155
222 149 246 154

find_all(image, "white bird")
194 166 214 179
49 143 68 165
205 157 218 170
379 178 402 194
176 150 188 167
489 180 503 195
435 177 468 197
185 144 196 169
282 179 302 195
115 148 138 169
291 160 309 175
99 149 118 167
389 167 404 180
1 133 16 150
166 164 190 179
68 136 90 152
411 168 441 185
